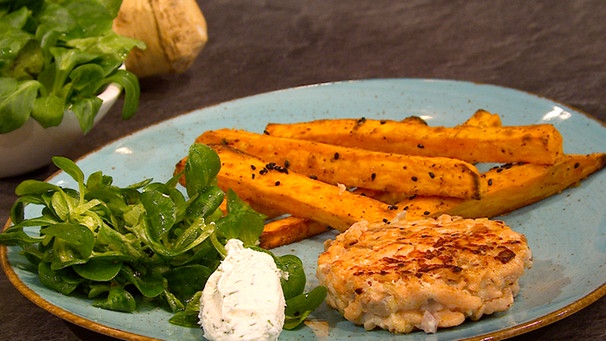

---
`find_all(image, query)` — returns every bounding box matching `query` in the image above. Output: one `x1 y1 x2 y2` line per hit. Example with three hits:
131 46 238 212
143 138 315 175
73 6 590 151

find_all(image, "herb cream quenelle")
199 239 286 341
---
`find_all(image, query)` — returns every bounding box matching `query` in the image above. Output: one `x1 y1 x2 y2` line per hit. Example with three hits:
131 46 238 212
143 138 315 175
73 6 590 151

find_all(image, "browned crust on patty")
316 214 532 334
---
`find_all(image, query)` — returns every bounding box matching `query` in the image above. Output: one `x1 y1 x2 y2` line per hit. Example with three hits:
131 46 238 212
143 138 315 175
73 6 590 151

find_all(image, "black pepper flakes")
309 175 318 180
356 117 367 126
272 165 289 174
371 173 376 181
263 130 270 135
388 205 398 210
275 181 281 186
574 162 580 169
334 152 340 160
250 164 256 170
423 211 430 215
417 143 424 149
487 178 493 186
429 172 435 179
411 176 418 182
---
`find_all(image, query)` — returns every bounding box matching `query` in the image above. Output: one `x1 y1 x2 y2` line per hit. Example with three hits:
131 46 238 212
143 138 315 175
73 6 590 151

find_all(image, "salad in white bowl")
0 0 144 177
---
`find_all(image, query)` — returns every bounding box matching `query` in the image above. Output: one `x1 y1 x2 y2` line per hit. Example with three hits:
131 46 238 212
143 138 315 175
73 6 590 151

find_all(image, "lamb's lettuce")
0 144 325 329
0 0 145 134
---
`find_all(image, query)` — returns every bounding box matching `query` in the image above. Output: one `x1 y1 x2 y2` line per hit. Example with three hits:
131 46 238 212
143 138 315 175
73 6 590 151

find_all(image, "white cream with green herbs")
199 239 286 341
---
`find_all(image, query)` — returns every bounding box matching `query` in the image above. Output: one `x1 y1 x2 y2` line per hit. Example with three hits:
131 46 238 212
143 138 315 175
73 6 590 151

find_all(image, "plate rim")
1 78 605 341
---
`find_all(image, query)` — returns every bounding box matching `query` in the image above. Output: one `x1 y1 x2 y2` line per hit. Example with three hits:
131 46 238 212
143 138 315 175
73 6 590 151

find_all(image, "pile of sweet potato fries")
175 110 606 249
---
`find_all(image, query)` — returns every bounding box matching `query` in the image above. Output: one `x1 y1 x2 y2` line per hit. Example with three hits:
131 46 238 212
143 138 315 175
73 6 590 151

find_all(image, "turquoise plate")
2 79 605 340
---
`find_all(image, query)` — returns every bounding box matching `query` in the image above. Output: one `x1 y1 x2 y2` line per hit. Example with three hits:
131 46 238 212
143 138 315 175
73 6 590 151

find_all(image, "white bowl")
0 83 121 178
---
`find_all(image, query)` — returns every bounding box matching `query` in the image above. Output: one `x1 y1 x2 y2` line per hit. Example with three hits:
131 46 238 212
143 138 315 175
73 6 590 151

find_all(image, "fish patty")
316 214 532 334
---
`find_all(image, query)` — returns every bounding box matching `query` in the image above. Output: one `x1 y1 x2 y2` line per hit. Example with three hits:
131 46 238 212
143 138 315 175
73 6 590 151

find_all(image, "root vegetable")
113 0 208 77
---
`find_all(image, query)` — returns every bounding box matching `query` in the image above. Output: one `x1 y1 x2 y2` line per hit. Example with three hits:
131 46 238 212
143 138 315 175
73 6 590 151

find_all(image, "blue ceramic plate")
2 79 605 340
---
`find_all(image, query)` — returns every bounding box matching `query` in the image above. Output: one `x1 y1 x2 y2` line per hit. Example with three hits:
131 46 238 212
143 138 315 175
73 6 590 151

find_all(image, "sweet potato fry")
352 187 409 205
208 144 402 231
260 216 330 249
196 129 483 199
400 115 428 125
461 109 502 128
175 156 286 219
264 118 564 164
350 109 504 202
396 153 606 219
350 110 505 203
177 154 331 248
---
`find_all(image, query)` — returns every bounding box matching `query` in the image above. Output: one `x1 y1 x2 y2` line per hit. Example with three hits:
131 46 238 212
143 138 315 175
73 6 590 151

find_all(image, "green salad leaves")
0 0 145 134
0 143 326 329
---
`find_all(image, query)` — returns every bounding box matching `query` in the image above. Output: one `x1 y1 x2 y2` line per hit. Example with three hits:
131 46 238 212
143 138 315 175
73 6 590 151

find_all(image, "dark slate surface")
1 1 604 340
